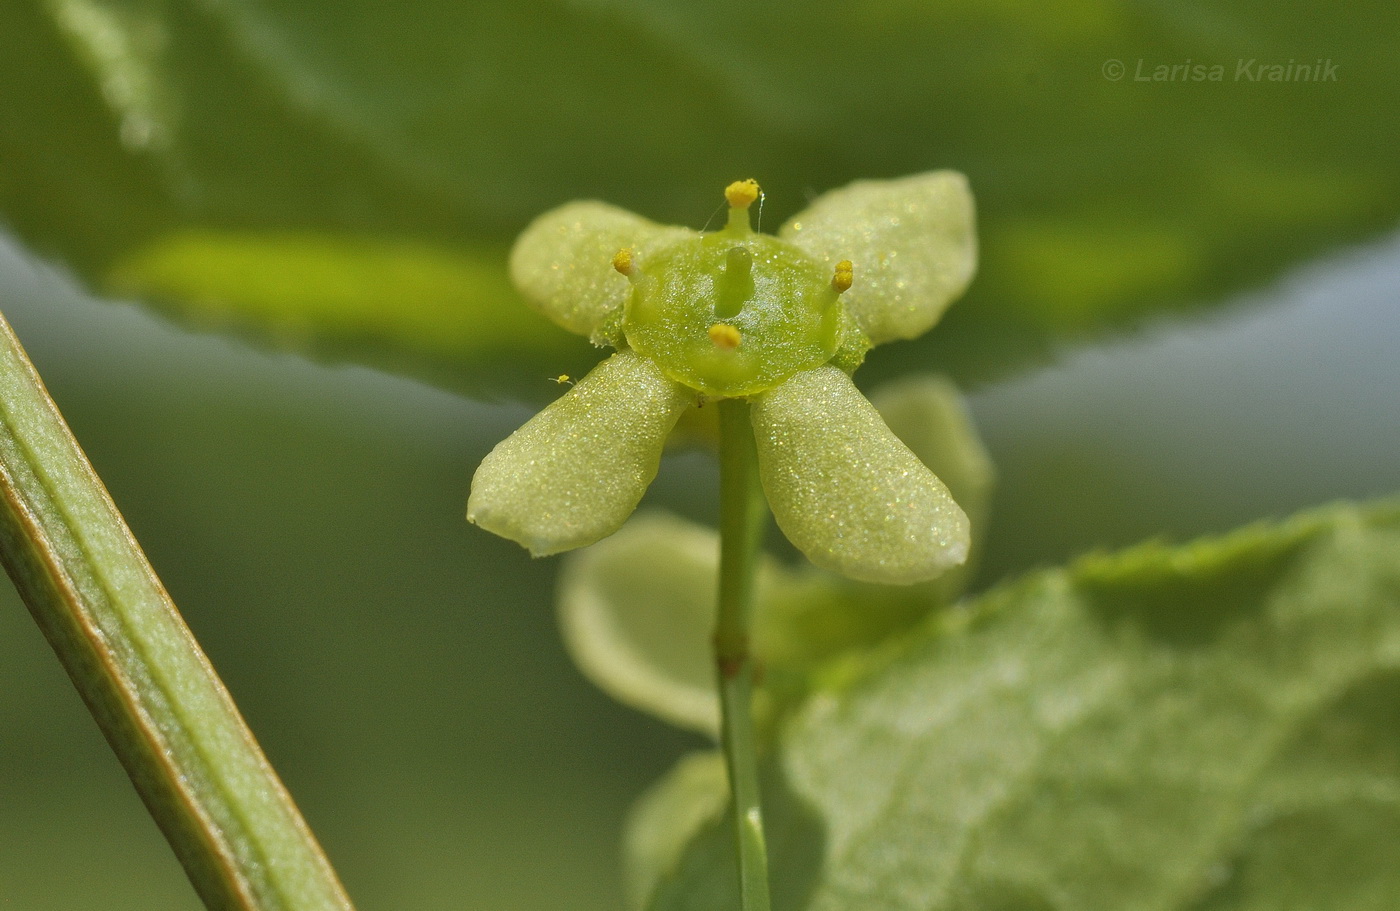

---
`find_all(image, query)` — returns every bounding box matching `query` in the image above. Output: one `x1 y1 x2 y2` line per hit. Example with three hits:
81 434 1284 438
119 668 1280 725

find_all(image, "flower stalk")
715 397 771 911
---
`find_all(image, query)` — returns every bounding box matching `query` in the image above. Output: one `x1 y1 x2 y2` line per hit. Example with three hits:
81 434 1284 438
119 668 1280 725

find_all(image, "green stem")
715 397 772 911
0 313 354 911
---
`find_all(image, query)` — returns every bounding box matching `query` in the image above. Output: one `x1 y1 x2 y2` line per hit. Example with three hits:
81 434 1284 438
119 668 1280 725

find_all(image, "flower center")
617 181 850 398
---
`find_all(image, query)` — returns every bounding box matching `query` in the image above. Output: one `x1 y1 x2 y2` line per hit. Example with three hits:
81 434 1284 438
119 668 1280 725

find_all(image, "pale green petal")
870 374 994 542
467 350 693 555
870 374 996 600
509 201 694 342
780 171 976 346
751 366 970 584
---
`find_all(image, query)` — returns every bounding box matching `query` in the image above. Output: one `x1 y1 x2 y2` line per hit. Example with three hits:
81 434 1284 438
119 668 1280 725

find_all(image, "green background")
2 0 1398 907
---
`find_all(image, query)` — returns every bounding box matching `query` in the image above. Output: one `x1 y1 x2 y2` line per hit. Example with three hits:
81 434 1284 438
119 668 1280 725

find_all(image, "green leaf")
109 230 581 380
641 497 1400 911
3 1 1397 394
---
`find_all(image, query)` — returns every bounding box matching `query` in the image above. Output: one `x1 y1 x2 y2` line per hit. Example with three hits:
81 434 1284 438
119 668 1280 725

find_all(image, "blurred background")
1 1 1398 908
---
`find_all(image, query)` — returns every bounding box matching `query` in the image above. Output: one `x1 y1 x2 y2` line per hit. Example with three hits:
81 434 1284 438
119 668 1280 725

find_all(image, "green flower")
469 173 977 584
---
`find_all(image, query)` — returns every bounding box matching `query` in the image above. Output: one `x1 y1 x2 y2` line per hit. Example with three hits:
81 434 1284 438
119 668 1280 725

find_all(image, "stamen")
832 260 854 293
816 259 855 312
708 323 742 350
725 179 760 209
613 248 647 286
724 179 761 233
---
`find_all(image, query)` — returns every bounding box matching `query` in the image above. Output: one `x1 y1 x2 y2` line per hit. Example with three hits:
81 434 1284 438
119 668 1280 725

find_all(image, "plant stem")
715 397 772 911
0 313 354 911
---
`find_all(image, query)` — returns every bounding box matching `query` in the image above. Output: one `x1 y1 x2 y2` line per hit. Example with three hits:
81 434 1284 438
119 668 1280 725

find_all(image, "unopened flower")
469 173 977 584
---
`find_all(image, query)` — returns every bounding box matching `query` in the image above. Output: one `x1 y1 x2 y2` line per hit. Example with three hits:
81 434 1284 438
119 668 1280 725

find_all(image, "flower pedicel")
469 174 977 584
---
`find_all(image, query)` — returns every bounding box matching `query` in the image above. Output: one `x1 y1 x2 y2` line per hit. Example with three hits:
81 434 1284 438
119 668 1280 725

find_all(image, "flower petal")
869 374 995 600
468 350 694 555
780 171 976 346
868 374 994 539
509 201 694 342
751 366 970 584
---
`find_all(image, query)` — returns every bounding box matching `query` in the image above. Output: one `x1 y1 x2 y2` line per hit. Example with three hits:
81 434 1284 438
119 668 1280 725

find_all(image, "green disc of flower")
622 233 842 398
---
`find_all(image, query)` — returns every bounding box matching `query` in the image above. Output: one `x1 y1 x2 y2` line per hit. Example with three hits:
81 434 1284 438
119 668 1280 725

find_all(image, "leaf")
108 230 583 380
623 751 729 911
3 0 1398 395
557 512 735 736
641 497 1400 911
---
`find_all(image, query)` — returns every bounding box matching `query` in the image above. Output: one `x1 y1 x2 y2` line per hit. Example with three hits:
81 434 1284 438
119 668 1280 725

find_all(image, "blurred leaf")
109 229 584 390
558 512 735 737
2 0 1398 395
643 497 1400 910
623 751 728 911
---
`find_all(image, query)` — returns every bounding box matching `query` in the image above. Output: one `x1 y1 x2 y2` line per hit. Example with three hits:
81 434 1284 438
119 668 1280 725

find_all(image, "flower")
468 173 978 584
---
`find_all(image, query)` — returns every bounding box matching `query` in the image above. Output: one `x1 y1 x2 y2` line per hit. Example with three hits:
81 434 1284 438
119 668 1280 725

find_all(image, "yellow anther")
724 179 761 210
551 374 574 385
832 259 854 294
612 247 635 275
708 322 742 350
